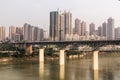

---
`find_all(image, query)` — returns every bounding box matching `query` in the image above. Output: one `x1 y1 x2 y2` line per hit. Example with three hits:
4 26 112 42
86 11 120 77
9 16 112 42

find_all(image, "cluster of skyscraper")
74 17 116 40
0 23 47 42
0 10 120 42
50 10 120 41
23 23 44 42
50 11 72 41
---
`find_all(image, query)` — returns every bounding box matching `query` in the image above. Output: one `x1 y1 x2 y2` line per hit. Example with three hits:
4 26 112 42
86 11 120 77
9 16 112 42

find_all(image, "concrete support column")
93 51 99 70
39 49 44 63
25 45 32 55
59 50 65 65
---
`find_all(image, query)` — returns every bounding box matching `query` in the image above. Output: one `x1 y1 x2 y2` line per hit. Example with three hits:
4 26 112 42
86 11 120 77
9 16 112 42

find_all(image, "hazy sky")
0 0 120 31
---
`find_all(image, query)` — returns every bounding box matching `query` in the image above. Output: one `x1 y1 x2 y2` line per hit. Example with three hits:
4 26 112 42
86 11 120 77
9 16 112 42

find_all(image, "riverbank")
0 57 38 64
0 56 60 65
0 52 120 65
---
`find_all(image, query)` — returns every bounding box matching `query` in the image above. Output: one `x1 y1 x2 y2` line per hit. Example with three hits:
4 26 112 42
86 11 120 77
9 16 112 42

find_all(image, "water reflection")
60 65 65 80
102 68 114 80
39 62 44 80
0 54 120 80
93 70 98 80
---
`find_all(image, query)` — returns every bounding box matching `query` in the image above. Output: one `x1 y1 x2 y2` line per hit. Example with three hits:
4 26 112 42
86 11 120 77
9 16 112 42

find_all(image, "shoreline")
0 57 38 65
0 56 60 65
0 52 120 65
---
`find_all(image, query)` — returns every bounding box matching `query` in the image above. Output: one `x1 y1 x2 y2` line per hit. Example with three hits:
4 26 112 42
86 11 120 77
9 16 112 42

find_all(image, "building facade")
75 18 81 35
115 27 120 40
23 23 33 41
60 14 65 41
89 22 95 36
80 21 86 36
50 10 72 41
107 17 115 40
97 26 103 37
64 11 72 35
50 11 60 41
0 27 6 41
9 26 16 42
102 22 107 38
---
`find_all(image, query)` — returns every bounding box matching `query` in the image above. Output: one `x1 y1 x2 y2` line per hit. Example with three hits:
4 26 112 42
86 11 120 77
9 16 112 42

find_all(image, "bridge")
11 40 120 45
11 40 120 53
10 40 120 71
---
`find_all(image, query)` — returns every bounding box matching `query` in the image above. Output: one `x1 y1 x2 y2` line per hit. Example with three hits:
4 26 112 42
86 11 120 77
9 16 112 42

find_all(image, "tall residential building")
44 30 48 40
73 27 75 34
15 27 23 41
64 11 72 35
40 28 44 41
0 27 6 41
102 22 107 37
34 27 44 41
49 10 72 41
107 17 115 40
50 11 60 41
89 22 95 35
75 18 81 35
31 27 34 41
23 23 32 41
23 23 45 42
37 28 40 41
60 14 65 41
9 26 16 42
32 27 38 41
97 26 103 37
115 27 120 40
81 21 86 36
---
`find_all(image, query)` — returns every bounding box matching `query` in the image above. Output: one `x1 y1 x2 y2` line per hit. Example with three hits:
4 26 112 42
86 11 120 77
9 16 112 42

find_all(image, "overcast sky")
0 0 120 31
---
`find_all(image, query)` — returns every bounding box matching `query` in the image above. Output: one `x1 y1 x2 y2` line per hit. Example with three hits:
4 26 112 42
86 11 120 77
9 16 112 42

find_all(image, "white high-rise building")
89 22 95 36
64 11 72 35
44 30 48 40
102 22 107 38
0 27 6 41
60 14 65 41
39 28 44 41
23 23 34 42
107 17 115 40
9 26 16 42
81 21 86 36
75 18 81 35
115 27 120 40
97 26 103 37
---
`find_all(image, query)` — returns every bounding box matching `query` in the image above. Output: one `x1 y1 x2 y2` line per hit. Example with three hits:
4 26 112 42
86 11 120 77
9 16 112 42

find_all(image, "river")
0 53 120 80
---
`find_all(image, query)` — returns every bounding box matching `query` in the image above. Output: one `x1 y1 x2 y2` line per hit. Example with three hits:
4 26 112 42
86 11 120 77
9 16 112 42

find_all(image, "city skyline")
49 10 119 41
0 0 120 31
0 16 119 42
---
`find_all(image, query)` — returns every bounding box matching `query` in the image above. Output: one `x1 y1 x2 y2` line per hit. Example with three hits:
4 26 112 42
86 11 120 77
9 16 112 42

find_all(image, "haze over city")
0 0 120 31
0 1 120 80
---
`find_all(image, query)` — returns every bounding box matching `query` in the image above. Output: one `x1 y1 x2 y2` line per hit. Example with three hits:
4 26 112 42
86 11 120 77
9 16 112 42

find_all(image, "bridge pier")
26 45 33 55
93 51 99 70
39 49 44 63
59 50 65 66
